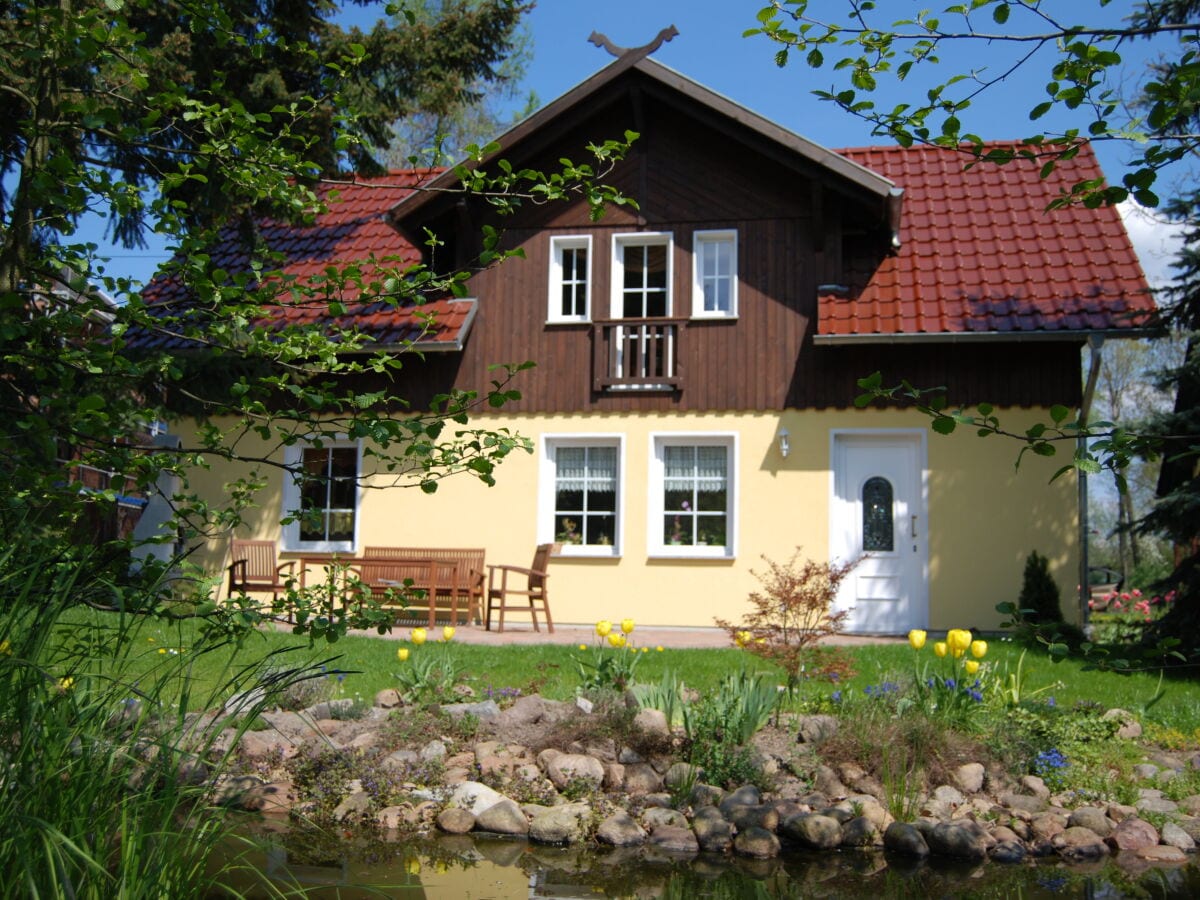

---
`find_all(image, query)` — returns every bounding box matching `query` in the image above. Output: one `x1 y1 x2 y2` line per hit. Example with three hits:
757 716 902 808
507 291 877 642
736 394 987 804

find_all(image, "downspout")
1078 334 1105 627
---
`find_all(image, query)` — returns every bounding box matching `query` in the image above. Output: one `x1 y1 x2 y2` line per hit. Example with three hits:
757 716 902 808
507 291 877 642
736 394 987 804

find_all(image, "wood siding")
380 76 1083 415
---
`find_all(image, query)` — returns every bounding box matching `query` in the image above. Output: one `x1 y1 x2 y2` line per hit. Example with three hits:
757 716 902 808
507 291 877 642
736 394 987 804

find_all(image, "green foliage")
631 670 687 728
1019 551 1065 625
572 629 643 693
682 668 779 789
394 642 464 705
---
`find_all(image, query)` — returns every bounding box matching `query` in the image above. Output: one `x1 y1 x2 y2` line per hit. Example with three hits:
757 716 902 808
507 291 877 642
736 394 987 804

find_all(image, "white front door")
831 432 927 633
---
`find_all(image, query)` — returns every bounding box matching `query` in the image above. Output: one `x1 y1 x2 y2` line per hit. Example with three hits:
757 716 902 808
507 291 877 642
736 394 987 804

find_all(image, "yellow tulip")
607 632 624 648
621 618 635 634
596 620 612 637
947 629 972 653
397 647 409 662
411 627 427 646
964 659 980 675
58 676 74 691
442 625 456 642
734 631 751 648
953 648 965 659
908 629 927 651
970 640 988 659
404 858 421 876
578 644 588 651
641 647 649 653
933 641 948 658
656 646 664 652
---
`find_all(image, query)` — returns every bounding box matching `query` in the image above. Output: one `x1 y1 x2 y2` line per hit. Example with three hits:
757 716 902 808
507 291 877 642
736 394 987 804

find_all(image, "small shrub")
1019 550 1064 625
715 549 856 691
681 669 779 790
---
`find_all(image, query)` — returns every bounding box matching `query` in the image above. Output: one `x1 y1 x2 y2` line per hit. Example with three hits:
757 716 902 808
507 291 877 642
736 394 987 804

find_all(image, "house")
173 50 1154 633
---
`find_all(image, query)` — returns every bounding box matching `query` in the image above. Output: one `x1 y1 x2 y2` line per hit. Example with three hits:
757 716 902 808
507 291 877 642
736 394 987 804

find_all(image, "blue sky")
94 0 1188 286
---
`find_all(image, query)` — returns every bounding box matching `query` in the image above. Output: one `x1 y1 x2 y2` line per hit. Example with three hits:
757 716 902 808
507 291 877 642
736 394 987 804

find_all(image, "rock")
1133 763 1160 780
529 803 591 844
926 822 988 861
1030 812 1068 842
1000 792 1047 814
419 740 446 762
1174 816 1200 843
382 749 420 772
602 762 626 790
536 748 562 770
623 763 664 795
722 784 763 810
1068 806 1113 837
1137 845 1188 862
1161 821 1196 851
1107 802 1138 822
990 840 1027 864
932 784 966 806
1020 775 1051 799
690 783 724 808
475 799 529 835
633 708 670 737
734 826 781 859
953 763 986 795
546 753 605 792
1053 826 1110 861
374 688 402 708
813 765 848 799
796 714 838 745
1137 796 1180 815
663 762 703 790
446 781 505 817
647 825 699 854
440 699 501 722
597 811 647 847
841 816 881 848
692 807 735 852
1107 817 1160 851
726 804 779 833
332 790 371 823
781 813 843 850
496 694 573 729
883 822 930 858
641 807 688 830
436 807 476 834
238 730 296 761
1180 796 1200 816
1102 708 1142 739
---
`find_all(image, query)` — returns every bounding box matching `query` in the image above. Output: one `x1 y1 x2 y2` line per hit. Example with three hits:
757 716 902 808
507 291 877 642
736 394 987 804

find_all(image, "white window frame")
280 438 361 554
611 232 673 319
547 235 592 324
692 229 738 319
648 433 737 559
538 434 624 558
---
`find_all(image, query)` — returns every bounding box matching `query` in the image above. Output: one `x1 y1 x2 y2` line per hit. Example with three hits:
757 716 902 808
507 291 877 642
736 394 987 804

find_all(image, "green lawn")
60 612 1200 736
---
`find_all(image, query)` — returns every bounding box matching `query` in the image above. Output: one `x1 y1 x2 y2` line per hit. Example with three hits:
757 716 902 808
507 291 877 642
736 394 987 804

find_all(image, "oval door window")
862 476 894 552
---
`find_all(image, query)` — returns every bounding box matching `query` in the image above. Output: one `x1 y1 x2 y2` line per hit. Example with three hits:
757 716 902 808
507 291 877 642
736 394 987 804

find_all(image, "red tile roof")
818 143 1156 341
139 171 476 351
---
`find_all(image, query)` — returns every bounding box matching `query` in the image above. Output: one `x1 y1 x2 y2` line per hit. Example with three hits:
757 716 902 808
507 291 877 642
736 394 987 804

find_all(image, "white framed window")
539 435 623 557
692 229 737 318
650 434 737 558
612 232 673 318
548 235 592 323
281 439 360 553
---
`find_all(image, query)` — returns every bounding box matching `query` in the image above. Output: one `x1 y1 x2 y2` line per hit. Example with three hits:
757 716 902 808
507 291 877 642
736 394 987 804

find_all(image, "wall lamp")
777 427 790 459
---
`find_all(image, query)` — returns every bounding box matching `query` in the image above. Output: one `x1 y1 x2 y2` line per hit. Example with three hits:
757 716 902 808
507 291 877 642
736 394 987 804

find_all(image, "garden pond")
219 831 1200 898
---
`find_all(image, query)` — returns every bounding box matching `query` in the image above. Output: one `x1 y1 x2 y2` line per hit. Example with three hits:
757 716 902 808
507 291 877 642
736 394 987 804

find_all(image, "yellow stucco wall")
183 408 1078 632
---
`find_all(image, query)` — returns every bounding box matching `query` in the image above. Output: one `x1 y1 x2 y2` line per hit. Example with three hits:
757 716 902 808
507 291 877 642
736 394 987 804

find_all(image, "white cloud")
1118 199 1187 289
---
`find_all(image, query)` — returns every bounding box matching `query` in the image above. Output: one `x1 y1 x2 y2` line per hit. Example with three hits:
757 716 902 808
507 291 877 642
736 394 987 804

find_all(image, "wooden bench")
361 547 486 625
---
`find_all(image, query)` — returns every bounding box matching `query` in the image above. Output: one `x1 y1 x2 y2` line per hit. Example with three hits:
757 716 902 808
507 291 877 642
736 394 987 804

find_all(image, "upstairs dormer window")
548 235 591 323
613 233 672 318
692 229 738 318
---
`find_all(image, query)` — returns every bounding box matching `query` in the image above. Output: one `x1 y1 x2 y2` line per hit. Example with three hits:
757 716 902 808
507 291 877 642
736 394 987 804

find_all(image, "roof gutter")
813 327 1160 346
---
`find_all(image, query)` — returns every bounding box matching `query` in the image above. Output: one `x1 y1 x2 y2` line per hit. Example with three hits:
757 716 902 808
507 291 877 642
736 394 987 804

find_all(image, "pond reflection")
218 830 1200 898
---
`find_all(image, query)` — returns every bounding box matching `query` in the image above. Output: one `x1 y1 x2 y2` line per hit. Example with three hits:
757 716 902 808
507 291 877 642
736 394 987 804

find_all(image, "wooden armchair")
227 539 295 602
486 543 559 633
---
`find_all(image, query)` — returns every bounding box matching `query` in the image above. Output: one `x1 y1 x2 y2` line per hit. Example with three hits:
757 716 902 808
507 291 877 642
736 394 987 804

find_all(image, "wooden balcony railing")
591 318 684 391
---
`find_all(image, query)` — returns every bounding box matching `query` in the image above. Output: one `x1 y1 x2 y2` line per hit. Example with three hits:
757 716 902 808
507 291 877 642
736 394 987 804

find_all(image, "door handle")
911 515 918 538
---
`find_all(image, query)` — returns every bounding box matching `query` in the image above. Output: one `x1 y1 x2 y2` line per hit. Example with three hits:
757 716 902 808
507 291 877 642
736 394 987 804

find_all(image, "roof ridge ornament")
588 25 679 60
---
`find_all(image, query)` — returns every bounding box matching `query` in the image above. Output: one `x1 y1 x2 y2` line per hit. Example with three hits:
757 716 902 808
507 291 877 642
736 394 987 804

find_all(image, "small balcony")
591 318 684 391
